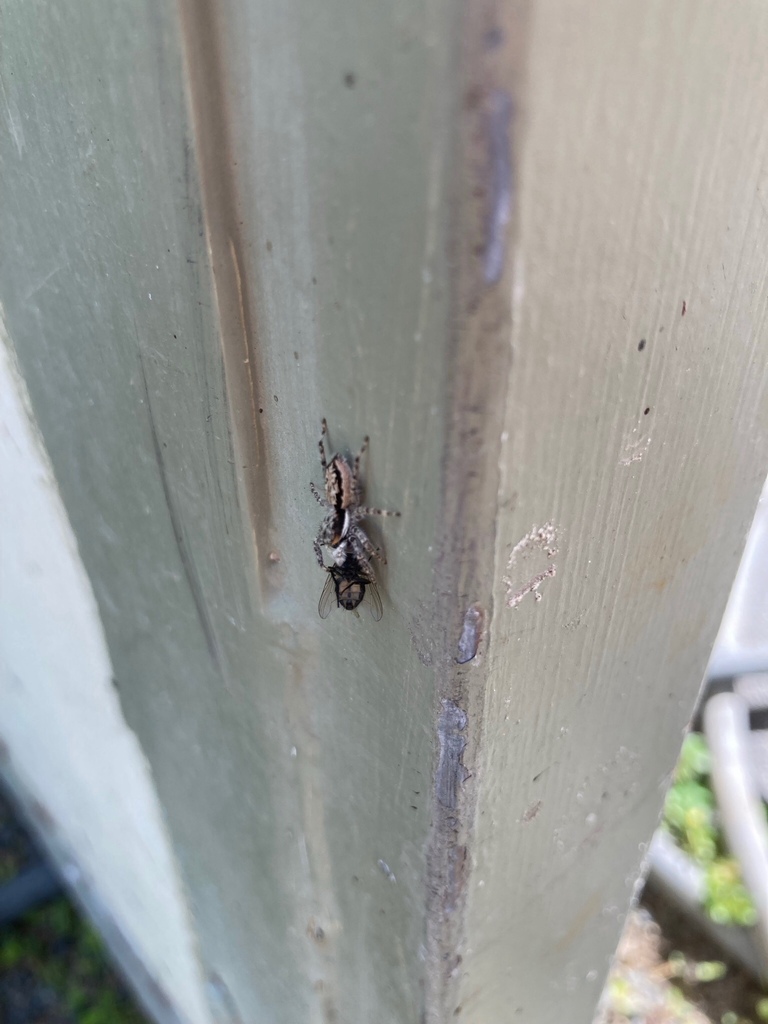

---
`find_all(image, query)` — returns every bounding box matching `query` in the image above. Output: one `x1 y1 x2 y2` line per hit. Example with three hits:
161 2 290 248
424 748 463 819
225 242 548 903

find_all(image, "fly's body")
318 553 383 622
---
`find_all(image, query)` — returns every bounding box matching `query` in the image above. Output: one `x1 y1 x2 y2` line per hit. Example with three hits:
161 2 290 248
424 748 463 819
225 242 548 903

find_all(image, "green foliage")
0 850 20 884
675 732 712 782
0 935 25 970
705 858 758 928
605 966 708 1023
692 959 727 983
663 779 717 862
0 894 145 1023
606 974 635 1017
663 732 760 928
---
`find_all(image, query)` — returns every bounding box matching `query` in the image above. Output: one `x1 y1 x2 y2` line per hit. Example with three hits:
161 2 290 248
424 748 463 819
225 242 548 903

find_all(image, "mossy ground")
0 899 146 1024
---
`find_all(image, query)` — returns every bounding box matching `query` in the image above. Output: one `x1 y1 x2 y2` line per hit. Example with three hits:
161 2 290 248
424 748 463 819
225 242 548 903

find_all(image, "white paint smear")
503 521 559 609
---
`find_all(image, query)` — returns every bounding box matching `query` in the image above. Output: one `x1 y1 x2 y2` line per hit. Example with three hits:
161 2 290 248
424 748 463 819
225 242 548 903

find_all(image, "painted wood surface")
2 0 768 1022
452 2 768 1021
1 0 456 1019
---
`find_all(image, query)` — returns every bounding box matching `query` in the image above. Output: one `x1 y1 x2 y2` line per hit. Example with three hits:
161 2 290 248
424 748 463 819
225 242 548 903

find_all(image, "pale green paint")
456 2 768 1021
4 0 768 1022
0 0 458 1020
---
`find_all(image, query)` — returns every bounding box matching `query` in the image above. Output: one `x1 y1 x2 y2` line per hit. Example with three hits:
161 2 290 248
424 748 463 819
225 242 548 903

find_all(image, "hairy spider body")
311 419 400 616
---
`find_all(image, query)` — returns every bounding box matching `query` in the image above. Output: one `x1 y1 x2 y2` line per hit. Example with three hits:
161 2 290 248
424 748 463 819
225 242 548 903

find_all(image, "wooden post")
2 0 768 1021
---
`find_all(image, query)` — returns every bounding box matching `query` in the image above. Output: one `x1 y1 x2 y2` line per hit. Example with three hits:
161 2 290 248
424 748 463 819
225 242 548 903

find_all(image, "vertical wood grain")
2 0 767 1021
453 2 768 1021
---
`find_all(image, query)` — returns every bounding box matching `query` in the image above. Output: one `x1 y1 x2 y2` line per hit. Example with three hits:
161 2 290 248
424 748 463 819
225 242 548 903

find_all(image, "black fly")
318 554 383 621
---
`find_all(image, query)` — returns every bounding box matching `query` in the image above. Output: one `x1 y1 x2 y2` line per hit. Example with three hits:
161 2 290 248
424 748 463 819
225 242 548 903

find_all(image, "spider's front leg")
314 536 326 569
352 434 369 499
310 481 331 508
354 505 401 519
318 418 329 473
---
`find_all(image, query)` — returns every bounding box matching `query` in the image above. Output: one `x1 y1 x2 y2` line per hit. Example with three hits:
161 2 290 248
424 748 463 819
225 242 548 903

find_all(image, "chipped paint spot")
377 859 397 883
436 700 469 810
307 918 326 942
503 522 559 609
484 89 513 285
619 435 651 466
456 603 484 664
522 800 542 823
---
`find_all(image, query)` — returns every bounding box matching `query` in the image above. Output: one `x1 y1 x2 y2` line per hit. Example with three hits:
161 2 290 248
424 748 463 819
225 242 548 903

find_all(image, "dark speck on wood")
484 26 504 50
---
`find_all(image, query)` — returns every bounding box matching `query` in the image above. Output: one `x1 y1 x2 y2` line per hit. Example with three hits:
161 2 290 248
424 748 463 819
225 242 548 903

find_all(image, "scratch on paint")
0 74 25 158
21 265 66 307
137 350 222 670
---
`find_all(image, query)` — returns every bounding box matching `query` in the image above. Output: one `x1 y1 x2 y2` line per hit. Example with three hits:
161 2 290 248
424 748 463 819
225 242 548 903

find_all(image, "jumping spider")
311 418 400 618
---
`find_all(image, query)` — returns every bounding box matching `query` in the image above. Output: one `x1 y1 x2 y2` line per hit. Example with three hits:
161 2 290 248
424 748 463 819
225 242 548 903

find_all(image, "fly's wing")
318 572 337 618
366 580 383 621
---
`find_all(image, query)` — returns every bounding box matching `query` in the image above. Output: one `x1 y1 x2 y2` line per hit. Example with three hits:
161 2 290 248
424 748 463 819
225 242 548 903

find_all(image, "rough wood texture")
2 0 768 1021
451 2 768 1021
